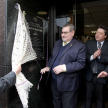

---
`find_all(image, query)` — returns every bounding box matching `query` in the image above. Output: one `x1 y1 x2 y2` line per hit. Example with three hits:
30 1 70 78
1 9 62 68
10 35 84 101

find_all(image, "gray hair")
62 23 75 32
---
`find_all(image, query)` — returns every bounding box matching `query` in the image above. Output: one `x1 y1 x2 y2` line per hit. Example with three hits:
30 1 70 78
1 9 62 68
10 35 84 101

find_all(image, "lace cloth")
12 3 37 108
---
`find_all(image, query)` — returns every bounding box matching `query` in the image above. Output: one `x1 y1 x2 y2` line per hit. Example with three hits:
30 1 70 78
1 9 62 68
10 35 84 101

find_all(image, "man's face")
95 28 107 42
61 26 75 42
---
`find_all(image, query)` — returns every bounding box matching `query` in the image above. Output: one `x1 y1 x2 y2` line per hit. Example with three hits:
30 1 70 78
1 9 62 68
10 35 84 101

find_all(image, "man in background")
83 24 108 108
40 23 86 108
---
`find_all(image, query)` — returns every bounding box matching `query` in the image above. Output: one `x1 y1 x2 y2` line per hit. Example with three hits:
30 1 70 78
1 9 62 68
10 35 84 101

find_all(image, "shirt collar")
62 41 71 46
97 41 104 46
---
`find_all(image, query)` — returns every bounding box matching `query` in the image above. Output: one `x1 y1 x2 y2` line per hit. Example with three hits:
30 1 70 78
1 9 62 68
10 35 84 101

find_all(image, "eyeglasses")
61 31 71 35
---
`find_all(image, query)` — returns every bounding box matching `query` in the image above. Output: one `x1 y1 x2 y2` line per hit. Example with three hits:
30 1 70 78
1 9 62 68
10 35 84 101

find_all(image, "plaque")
25 13 44 60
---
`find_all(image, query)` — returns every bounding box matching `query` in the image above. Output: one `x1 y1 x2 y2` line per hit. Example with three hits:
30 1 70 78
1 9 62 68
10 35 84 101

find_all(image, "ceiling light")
91 31 96 33
37 11 47 15
84 8 89 14
85 24 96 27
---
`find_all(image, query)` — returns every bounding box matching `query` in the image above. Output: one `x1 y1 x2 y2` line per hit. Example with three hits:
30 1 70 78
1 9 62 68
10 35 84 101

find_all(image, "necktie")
63 42 68 46
98 42 101 49
92 42 101 74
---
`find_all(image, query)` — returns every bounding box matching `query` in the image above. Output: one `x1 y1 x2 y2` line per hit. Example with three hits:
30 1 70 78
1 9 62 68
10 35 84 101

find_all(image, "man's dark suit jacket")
85 39 108 84
47 38 86 91
0 71 16 92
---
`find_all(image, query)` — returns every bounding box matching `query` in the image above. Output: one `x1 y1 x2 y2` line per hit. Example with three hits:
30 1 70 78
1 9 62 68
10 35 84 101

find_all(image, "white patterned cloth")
12 3 37 108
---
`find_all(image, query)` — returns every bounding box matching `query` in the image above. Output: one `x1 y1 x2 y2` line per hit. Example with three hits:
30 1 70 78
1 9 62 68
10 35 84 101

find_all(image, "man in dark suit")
83 24 108 108
40 23 86 108
0 63 21 92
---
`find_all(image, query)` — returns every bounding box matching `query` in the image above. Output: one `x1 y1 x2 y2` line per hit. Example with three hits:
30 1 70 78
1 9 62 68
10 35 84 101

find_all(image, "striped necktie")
98 42 101 49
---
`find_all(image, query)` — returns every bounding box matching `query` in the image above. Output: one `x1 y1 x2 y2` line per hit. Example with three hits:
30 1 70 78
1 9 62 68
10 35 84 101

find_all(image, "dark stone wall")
0 0 5 65
0 0 8 107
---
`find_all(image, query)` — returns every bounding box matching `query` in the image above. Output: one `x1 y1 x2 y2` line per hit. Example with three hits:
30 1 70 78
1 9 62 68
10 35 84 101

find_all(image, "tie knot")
63 42 68 46
98 42 101 45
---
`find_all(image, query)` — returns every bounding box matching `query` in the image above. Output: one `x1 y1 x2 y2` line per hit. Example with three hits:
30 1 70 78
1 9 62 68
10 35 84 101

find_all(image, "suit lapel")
92 40 97 52
60 38 75 58
91 39 108 54
101 40 108 54
54 40 62 58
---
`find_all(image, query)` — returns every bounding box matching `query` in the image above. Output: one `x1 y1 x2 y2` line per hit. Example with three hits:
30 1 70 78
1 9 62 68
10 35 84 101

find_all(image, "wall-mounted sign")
25 13 44 60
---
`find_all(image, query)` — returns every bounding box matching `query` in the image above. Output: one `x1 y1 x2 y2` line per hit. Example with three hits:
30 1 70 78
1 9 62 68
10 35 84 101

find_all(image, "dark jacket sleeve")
99 54 108 64
0 71 16 93
85 41 92 62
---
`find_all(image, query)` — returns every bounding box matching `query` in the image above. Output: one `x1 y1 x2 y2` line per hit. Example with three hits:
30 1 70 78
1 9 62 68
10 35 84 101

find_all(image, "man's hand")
97 71 108 78
53 65 65 74
40 67 50 74
12 62 21 75
93 48 101 59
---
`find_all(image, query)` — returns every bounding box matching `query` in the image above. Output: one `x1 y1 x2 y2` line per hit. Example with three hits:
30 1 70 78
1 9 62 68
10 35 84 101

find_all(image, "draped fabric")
12 3 37 108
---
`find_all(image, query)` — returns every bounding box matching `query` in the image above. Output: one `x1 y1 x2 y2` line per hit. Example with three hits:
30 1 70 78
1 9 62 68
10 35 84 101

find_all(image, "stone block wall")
0 0 8 108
